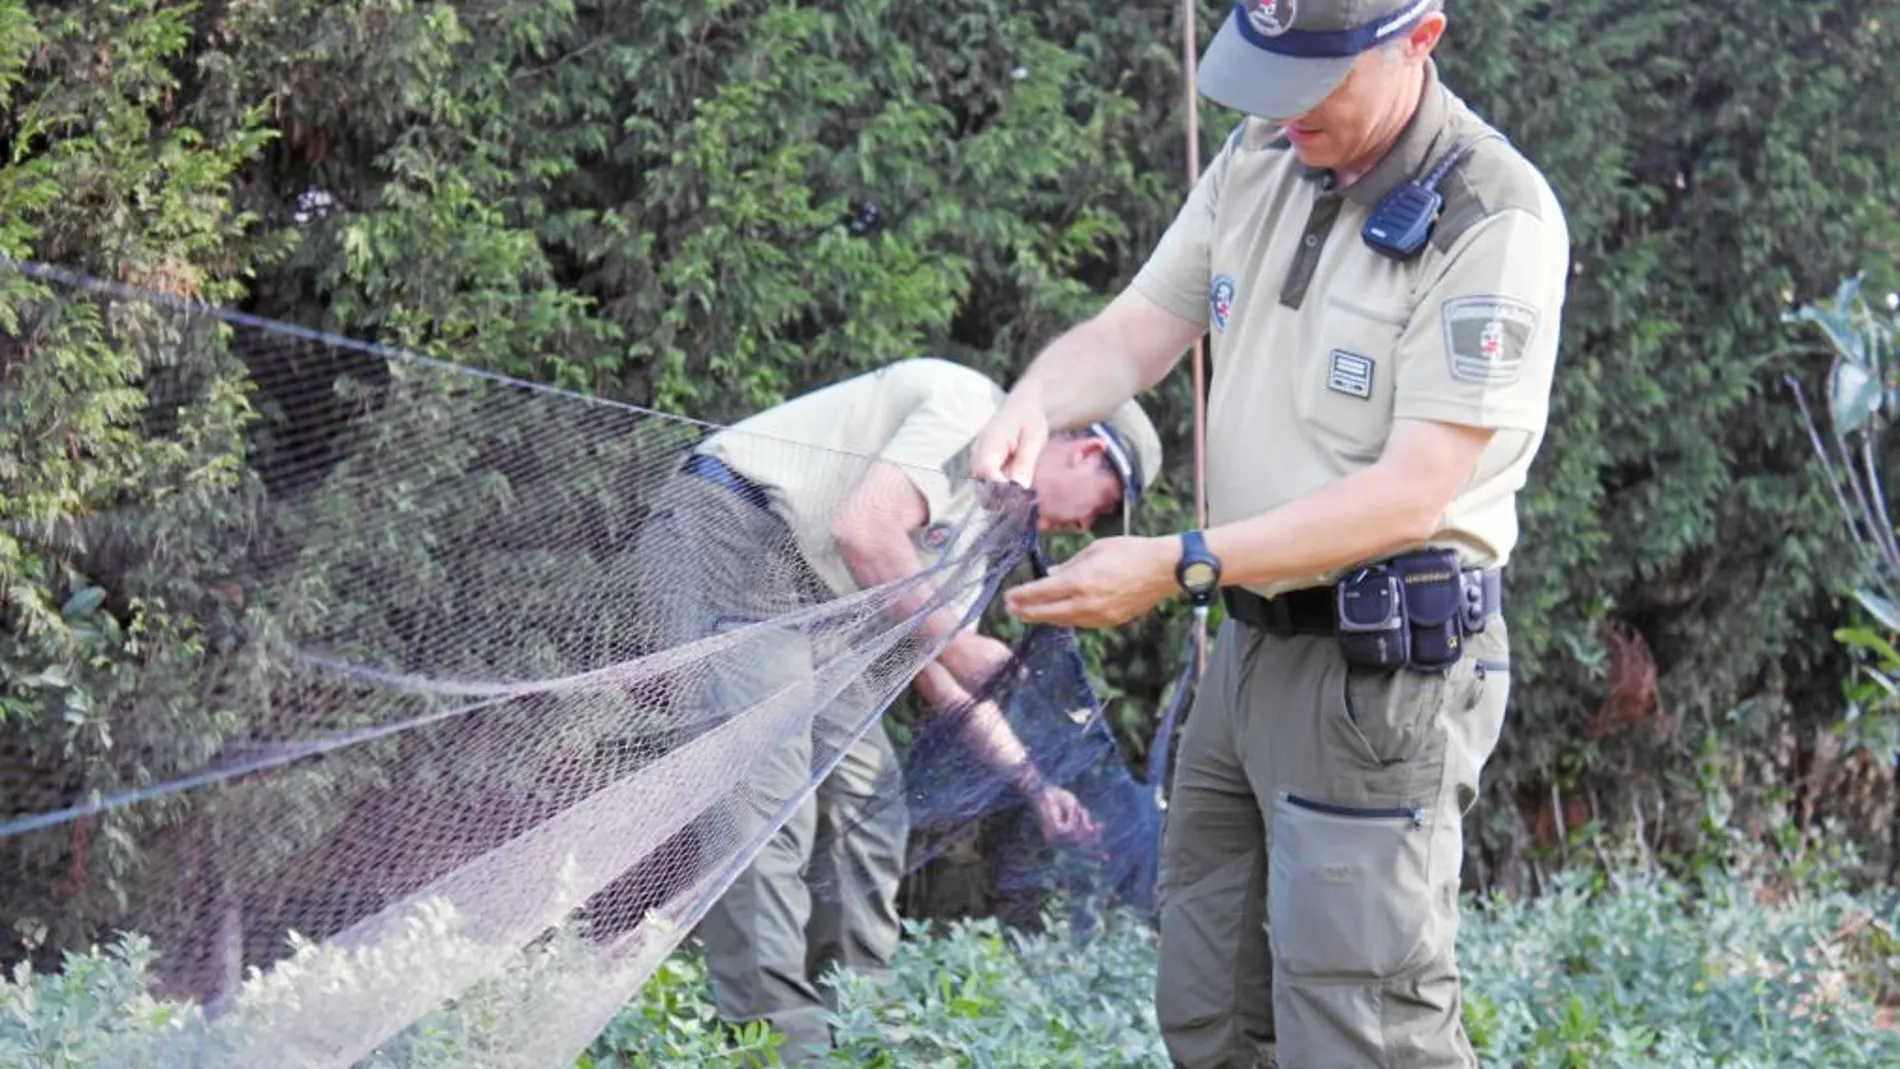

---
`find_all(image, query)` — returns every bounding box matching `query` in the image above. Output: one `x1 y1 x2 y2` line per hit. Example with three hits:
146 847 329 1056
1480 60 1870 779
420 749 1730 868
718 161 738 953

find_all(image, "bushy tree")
0 0 276 978
8 0 1900 979
1431 0 1900 888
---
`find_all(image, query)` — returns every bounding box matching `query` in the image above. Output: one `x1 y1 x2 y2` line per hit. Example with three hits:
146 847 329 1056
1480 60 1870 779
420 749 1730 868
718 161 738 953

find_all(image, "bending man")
969 3 1569 1066
647 355 1162 1062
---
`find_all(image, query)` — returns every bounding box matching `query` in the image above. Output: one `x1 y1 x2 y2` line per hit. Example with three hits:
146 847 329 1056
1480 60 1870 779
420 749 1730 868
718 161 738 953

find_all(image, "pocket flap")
1396 549 1462 627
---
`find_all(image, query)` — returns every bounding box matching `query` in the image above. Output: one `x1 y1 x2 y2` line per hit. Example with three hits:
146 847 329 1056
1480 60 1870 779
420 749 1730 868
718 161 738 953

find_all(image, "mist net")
0 259 1172 1068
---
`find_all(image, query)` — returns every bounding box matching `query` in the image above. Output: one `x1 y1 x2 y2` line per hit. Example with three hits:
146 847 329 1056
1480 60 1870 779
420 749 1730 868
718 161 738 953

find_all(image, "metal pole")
1182 0 1210 679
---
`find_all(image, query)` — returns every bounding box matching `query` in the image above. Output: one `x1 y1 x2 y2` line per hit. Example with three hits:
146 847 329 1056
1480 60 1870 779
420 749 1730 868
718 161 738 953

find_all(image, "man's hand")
1025 783 1104 852
1005 536 1179 629
969 394 1050 488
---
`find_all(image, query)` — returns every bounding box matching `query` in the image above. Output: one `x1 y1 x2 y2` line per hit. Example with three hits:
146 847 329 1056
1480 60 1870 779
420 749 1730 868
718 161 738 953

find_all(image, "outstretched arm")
972 290 1205 486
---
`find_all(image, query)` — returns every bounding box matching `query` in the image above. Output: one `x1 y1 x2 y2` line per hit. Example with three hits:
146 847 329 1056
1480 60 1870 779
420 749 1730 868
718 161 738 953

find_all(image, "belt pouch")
1396 548 1464 670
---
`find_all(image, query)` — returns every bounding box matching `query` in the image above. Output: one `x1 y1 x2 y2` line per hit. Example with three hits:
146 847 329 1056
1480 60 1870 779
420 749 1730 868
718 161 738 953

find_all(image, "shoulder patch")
1209 274 1237 331
1443 295 1540 385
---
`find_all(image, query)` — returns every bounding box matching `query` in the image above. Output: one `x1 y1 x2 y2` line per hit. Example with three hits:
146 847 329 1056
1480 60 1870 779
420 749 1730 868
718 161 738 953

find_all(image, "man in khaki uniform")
643 356 1163 1062
967 2 1569 1066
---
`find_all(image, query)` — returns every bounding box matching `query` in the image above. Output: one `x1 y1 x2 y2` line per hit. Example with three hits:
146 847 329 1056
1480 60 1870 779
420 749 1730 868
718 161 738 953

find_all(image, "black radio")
1336 565 1409 669
1360 134 1498 262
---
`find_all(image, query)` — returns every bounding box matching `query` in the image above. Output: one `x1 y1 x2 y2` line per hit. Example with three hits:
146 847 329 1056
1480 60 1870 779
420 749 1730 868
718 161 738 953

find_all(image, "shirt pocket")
1294 294 1407 464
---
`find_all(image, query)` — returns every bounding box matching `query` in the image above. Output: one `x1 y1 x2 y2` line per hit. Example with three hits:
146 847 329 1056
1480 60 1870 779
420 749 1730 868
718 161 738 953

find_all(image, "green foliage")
5 857 1897 1068
0 0 278 968
581 954 787 1069
1462 860 1900 1067
820 913 1165 1067
1427 0 1900 882
1786 277 1900 763
9 0 1900 988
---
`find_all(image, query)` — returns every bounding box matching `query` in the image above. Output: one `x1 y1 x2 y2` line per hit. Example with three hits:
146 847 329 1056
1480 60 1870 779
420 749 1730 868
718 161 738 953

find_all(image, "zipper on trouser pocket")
1282 791 1424 829
1475 659 1510 680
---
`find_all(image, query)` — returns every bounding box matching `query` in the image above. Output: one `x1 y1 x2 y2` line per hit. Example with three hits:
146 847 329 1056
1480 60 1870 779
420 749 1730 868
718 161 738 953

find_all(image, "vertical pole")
1182 0 1209 678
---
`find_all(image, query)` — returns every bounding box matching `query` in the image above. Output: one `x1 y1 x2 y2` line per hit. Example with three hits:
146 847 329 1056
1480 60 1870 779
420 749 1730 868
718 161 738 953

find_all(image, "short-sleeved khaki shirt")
697 358 1001 612
1133 62 1570 598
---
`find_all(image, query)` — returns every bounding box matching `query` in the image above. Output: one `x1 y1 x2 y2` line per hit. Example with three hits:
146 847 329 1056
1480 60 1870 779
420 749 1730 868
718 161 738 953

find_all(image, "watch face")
1182 561 1217 590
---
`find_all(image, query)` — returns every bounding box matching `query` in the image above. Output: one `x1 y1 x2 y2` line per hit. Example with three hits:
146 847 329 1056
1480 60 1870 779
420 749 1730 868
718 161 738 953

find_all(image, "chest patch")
1327 350 1375 399
1209 274 1237 332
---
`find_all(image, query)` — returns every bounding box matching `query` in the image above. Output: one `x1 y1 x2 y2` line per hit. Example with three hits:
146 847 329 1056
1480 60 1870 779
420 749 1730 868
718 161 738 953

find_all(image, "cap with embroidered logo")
1199 0 1439 121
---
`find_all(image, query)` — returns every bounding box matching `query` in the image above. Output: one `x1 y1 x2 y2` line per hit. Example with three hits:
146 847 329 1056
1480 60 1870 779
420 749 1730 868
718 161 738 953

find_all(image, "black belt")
1224 567 1503 637
681 453 772 511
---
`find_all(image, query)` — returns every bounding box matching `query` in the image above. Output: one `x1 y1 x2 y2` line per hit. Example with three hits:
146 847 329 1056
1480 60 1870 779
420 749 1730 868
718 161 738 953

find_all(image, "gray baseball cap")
1199 0 1439 120
1087 398 1163 537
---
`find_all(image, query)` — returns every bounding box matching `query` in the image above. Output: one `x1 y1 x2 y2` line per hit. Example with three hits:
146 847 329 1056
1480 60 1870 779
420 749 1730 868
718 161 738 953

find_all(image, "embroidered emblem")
920 523 953 551
1443 295 1540 385
1209 274 1237 332
1327 350 1374 399
1247 0 1296 36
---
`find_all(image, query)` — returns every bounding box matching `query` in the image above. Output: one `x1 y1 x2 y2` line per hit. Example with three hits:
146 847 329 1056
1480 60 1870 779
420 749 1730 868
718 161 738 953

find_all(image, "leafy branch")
1785 275 1900 754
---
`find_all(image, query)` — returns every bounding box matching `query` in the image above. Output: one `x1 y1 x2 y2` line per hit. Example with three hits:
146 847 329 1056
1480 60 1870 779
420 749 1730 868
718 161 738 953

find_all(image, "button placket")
1280 192 1343 310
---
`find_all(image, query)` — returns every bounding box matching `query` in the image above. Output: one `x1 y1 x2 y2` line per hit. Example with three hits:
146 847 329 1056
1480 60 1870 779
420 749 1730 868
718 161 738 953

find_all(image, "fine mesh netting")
0 259 1175 1068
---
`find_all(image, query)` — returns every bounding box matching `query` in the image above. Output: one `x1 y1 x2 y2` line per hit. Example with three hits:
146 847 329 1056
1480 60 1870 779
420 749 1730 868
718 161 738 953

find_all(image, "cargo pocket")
1269 791 1440 1065
1269 791 1435 979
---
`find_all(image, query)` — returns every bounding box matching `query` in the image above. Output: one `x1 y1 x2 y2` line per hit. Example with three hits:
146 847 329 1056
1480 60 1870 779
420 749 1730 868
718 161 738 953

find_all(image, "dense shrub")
9 855 1894 1068
8 0 1900 975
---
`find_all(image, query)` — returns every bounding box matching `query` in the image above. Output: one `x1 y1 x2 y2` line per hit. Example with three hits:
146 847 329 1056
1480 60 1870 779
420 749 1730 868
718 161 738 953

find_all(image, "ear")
1405 12 1447 58
1072 435 1108 467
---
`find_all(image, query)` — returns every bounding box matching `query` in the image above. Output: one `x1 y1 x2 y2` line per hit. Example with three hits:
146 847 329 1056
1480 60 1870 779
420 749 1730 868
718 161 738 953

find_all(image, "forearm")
1011 320 1149 430
1012 291 1196 429
913 661 1039 786
836 534 970 644
1203 464 1443 590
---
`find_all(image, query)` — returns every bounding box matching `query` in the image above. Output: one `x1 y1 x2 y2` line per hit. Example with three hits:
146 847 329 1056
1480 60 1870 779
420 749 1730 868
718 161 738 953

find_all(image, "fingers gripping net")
0 260 1036 1067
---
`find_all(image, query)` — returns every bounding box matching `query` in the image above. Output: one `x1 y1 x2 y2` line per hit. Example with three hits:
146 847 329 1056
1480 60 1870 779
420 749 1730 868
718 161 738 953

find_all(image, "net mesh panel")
0 260 1171 1068
888 624 1166 910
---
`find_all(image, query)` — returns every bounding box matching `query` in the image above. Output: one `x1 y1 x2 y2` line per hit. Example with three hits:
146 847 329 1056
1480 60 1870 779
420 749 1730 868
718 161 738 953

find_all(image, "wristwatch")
1175 530 1222 607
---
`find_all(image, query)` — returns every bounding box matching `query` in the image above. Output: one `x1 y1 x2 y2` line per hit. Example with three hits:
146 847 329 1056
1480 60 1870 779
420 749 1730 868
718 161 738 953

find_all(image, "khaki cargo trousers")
637 463 909 1065
1156 614 1511 1069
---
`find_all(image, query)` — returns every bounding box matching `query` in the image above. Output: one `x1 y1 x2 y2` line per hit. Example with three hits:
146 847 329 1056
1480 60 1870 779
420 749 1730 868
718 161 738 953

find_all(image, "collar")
1300 60 1453 206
